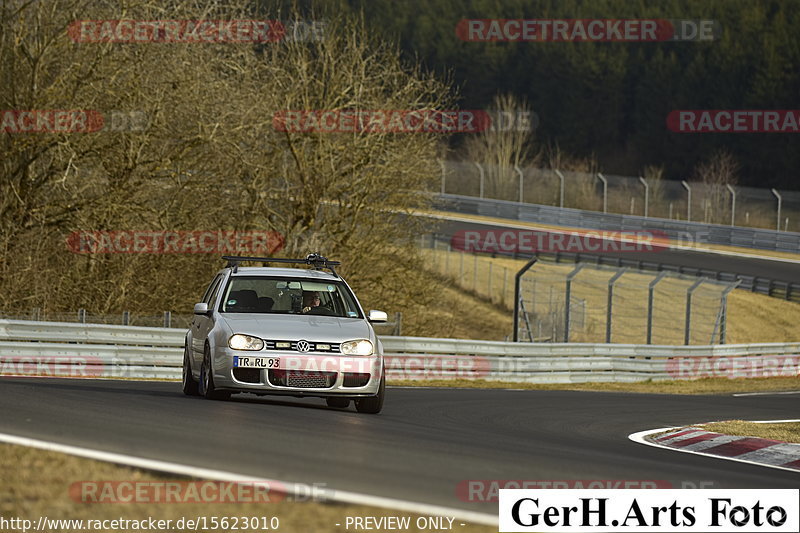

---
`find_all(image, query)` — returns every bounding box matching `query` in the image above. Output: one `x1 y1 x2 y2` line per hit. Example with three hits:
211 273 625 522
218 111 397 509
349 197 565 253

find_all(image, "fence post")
639 177 649 218
564 264 584 342
474 162 485 199
726 184 736 226
682 180 692 222
772 188 782 231
488 262 493 299
554 169 565 208
163 311 171 328
513 257 538 342
503 267 508 304
684 278 705 345
606 268 627 343
78 309 86 323
597 173 608 213
646 271 668 344
718 281 740 344
515 165 524 203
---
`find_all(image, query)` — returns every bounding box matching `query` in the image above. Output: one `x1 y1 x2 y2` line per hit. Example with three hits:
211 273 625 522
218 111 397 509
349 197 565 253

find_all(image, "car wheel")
326 397 350 409
182 345 200 396
199 344 230 401
355 373 384 414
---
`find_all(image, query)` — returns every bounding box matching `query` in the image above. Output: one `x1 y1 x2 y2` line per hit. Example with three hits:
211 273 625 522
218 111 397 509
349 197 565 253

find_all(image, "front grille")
263 340 341 353
342 372 371 387
268 369 336 388
233 368 261 383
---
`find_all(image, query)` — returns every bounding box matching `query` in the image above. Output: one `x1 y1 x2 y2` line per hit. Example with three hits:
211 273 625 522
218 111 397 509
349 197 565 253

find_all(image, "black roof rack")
222 253 340 277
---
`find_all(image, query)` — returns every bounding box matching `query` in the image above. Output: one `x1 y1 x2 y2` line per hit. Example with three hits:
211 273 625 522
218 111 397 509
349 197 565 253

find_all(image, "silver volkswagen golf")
182 254 386 414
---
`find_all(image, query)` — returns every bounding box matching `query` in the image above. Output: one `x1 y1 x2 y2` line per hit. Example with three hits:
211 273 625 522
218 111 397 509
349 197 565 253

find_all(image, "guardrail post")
597 173 608 213
771 188 782 231
163 311 171 328
564 264 584 342
726 184 736 226
474 162 485 199
31 308 40 321
639 177 649 218
606 268 627 343
681 180 691 222
513 257 538 342
439 159 446 194
646 271 668 344
122 311 130 326
515 165 524 203
554 169 565 208
684 278 705 345
78 309 86 323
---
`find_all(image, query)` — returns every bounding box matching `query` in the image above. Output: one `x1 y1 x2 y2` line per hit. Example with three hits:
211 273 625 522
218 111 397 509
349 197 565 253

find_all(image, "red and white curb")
629 422 800 473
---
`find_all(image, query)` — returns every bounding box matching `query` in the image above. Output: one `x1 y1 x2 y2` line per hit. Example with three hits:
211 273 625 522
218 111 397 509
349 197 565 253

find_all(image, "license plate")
233 356 280 369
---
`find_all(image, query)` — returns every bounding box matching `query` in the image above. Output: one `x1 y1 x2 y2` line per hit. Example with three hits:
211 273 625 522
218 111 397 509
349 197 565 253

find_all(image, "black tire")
326 397 350 409
182 345 200 396
355 373 384 414
199 345 230 401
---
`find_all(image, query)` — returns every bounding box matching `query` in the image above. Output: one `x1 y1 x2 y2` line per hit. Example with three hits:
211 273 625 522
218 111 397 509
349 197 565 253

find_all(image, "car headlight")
340 339 373 356
228 334 264 351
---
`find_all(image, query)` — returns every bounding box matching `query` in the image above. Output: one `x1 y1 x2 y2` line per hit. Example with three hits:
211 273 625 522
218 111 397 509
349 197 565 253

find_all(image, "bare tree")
0 0 450 327
462 93 536 200
692 149 739 224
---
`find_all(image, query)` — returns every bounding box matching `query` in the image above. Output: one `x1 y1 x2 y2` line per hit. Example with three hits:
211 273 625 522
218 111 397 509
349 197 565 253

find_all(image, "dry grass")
697 420 800 443
388 376 800 395
0 443 494 533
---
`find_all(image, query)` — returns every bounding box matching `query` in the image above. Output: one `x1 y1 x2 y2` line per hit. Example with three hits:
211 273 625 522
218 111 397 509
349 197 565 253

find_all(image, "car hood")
220 313 373 342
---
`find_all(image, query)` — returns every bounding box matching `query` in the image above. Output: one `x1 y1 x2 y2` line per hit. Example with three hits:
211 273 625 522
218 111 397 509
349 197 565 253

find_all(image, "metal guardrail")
1 320 797 384
434 194 800 254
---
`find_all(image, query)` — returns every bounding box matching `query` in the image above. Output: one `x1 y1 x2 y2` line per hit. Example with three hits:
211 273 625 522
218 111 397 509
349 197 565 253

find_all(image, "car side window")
207 276 227 311
202 275 223 305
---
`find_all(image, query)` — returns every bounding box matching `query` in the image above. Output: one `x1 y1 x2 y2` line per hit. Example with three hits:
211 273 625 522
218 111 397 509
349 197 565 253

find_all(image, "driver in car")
301 291 321 313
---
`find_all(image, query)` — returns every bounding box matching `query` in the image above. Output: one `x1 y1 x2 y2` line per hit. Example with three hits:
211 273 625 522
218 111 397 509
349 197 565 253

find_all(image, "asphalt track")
0 378 797 518
431 216 800 285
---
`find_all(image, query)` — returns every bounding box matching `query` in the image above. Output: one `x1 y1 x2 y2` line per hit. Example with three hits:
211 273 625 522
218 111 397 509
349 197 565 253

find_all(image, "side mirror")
193 302 210 315
368 310 388 323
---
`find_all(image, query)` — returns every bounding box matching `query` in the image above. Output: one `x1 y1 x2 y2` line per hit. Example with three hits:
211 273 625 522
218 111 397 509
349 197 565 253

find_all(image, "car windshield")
219 276 363 318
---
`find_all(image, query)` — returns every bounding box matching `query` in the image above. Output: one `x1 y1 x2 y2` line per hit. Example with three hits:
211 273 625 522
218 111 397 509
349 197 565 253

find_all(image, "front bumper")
212 347 383 397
